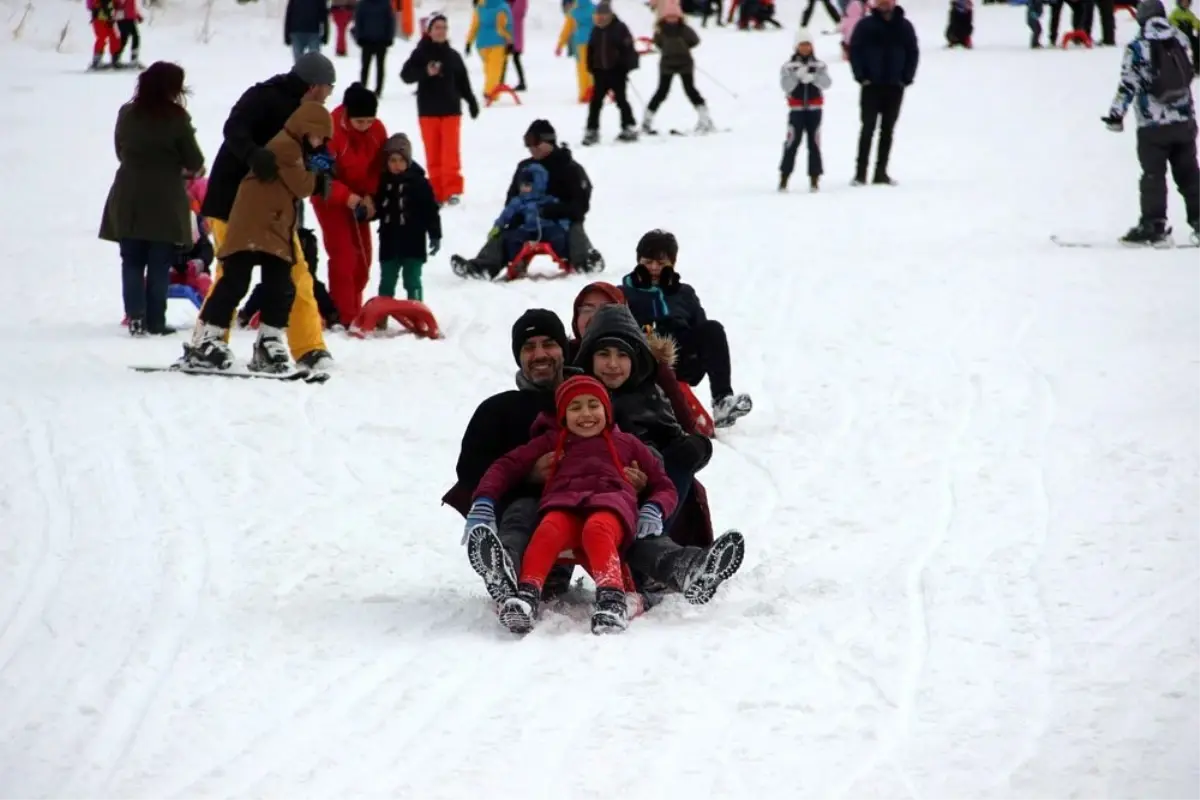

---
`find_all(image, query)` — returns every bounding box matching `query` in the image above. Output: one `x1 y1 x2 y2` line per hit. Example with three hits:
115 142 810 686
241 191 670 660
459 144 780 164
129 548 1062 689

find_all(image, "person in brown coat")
187 101 335 374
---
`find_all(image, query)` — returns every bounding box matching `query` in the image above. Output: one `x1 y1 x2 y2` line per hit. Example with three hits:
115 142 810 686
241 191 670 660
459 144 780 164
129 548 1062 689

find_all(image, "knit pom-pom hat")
555 375 614 429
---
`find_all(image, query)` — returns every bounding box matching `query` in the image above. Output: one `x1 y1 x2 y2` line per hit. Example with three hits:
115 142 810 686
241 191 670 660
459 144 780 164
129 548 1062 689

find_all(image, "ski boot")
182 323 233 370
695 105 716 134
249 325 290 373
296 348 333 372
641 110 659 136
87 54 108 71
581 128 600 147
1119 219 1172 247
671 531 745 605
499 583 541 633
713 392 753 428
591 586 629 634
616 126 639 143
467 526 518 604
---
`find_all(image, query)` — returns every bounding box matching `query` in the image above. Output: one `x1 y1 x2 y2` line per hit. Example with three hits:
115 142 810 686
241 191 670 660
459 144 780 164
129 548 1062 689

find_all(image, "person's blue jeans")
290 33 322 61
120 238 175 332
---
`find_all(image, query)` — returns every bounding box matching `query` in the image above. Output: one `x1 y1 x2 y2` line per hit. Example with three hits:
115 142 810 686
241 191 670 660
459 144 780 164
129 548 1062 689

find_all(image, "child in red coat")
466 375 678 635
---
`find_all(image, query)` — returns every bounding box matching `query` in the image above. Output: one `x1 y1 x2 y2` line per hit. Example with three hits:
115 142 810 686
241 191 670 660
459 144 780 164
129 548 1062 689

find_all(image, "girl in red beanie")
466 375 677 635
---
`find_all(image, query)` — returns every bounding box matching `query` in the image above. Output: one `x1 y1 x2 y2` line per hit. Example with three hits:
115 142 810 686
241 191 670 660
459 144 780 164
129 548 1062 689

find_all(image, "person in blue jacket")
493 162 570 265
848 0 918 185
353 0 396 96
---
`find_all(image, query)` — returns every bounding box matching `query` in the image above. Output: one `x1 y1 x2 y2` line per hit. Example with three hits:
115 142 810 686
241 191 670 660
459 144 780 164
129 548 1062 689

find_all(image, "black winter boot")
675 531 745 605
499 583 540 633
591 587 629 634
1119 219 1172 246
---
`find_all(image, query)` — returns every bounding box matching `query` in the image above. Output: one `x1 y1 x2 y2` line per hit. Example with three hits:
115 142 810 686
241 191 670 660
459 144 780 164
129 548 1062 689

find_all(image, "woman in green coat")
100 61 205 336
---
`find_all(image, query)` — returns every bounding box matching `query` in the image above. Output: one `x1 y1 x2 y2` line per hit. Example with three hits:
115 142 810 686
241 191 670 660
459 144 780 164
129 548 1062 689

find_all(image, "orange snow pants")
521 510 625 590
310 201 371 326
418 115 463 203
92 19 120 57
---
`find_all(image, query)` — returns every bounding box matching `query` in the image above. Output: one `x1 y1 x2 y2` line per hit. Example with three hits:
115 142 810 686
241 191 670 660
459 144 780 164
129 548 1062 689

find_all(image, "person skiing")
583 0 640 144
187 102 335 373
114 0 143 68
1102 0 1199 245
87 0 122 70
779 27 830 192
641 0 715 135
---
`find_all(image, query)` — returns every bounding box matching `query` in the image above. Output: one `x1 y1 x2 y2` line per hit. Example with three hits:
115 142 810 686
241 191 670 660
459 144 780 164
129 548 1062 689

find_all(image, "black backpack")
1149 36 1192 104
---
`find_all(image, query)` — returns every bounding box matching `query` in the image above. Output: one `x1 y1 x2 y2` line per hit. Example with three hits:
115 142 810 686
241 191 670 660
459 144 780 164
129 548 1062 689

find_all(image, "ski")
669 127 733 136
130 364 330 383
1051 234 1199 249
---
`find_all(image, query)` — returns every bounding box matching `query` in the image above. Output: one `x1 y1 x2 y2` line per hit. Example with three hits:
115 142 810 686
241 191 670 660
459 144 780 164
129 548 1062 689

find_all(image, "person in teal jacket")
466 0 513 98
557 0 596 102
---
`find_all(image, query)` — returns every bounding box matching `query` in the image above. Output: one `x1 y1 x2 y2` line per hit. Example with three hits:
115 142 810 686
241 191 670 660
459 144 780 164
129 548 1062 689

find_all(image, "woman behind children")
187 102 334 373
100 61 205 336
642 0 715 135
779 28 830 192
372 133 441 303
465 375 678 634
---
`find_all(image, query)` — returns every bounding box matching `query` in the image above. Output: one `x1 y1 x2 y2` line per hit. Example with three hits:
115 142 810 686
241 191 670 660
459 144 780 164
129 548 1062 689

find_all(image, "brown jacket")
217 101 333 262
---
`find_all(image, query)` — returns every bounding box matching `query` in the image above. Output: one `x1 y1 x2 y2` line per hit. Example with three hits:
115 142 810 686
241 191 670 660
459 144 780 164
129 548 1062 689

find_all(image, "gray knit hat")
291 52 336 87
1136 0 1165 22
383 133 413 162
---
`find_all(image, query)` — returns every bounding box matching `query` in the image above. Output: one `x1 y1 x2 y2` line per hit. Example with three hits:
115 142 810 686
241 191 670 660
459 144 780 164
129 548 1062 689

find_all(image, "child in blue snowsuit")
493 162 570 264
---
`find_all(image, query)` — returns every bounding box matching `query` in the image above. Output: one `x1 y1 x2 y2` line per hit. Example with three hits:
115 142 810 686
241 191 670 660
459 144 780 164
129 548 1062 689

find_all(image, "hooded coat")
217 101 333 262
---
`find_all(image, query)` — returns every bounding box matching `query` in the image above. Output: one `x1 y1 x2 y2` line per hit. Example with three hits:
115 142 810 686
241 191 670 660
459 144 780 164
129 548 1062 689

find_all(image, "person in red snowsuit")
310 82 388 326
87 0 122 69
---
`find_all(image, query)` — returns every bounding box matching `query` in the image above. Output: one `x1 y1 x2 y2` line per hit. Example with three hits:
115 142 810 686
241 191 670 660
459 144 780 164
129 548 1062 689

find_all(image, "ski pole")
695 65 739 99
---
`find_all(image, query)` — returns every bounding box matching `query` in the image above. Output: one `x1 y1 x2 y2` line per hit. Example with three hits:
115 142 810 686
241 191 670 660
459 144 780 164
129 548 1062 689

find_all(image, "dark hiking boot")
679 530 745 605
852 174 867 186
499 582 540 633
778 173 789 192
581 128 600 146
872 173 897 186
582 249 605 274
616 126 639 142
149 323 177 336
591 586 629 634
467 526 518 604
1119 219 1172 247
450 254 488 278
128 316 147 337
713 392 753 427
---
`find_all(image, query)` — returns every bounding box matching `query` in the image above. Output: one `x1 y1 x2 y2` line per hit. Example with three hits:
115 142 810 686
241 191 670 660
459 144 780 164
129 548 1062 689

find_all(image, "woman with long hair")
100 61 206 335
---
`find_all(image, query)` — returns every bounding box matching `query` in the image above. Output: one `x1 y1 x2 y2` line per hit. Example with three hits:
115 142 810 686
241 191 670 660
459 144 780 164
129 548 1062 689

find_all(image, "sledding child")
492 162 570 267
465 374 678 634
1170 0 1200 74
945 0 973 47
556 0 596 101
186 101 334 373
372 133 442 303
114 0 143 67
779 28 830 192
642 0 716 135
87 0 122 70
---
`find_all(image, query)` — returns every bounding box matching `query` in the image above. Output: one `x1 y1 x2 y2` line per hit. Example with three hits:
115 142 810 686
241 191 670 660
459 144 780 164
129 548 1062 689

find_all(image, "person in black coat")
372 133 441 302
449 119 604 279
197 52 338 371
583 0 640 144
285 0 331 61
353 0 396 95
848 0 919 185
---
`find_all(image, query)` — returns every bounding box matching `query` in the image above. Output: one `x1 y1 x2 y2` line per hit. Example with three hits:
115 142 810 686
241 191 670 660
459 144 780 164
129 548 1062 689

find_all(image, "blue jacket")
494 163 570 237
570 0 595 47
849 5 919 86
285 0 329 36
474 0 512 50
353 0 396 45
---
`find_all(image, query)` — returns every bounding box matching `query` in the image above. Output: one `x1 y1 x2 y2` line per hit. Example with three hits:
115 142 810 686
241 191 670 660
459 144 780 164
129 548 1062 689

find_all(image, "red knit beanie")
554 375 614 429
571 281 626 337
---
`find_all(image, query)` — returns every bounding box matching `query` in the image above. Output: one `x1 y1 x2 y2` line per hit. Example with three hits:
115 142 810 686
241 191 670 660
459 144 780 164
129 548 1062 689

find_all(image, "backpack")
1149 36 1192 103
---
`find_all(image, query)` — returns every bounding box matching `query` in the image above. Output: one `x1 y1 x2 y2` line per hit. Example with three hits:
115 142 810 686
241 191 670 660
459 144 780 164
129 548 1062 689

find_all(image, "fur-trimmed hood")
646 331 677 368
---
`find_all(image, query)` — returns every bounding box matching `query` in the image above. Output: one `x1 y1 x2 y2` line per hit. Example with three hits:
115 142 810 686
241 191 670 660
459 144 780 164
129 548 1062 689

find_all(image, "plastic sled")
676 381 716 438
1060 29 1092 47
348 296 442 339
120 283 204 325
504 241 572 281
485 83 521 107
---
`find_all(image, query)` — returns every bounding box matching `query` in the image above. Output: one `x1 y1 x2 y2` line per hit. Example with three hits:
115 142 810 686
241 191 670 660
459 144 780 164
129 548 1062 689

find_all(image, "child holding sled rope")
779 28 830 192
465 375 678 635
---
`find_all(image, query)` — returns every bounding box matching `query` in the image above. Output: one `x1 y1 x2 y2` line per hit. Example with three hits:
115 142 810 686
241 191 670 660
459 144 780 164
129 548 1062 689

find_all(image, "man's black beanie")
511 309 568 365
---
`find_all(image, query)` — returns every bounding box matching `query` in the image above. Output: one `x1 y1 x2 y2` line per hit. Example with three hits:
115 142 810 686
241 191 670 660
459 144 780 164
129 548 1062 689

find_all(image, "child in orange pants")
466 374 678 635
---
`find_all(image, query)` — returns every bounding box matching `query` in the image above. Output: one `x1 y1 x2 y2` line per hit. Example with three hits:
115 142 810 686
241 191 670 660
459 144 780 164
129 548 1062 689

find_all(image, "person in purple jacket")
503 0 529 90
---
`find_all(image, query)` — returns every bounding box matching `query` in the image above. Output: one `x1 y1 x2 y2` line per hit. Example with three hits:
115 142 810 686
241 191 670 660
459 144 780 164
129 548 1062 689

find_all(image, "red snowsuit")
310 105 388 326
88 0 120 58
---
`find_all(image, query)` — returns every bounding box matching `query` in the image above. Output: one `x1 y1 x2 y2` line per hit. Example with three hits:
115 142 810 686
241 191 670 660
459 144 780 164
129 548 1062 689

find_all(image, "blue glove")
429 238 441 256
353 203 369 222
306 150 335 173
635 503 664 539
462 498 497 545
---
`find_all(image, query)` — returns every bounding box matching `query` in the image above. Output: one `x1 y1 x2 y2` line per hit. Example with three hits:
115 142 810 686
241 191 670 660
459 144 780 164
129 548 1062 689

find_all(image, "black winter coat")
587 16 639 73
353 0 395 45
201 73 311 222
849 6 920 86
285 0 329 37
374 162 442 261
399 38 480 118
503 145 591 223
620 265 707 338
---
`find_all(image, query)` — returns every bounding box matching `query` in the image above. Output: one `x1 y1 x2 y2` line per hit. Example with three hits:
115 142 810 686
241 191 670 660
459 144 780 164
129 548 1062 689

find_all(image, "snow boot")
450 254 488 278
872 173 897 186
183 322 233 369
499 582 540 633
616 126 639 142
296 348 333 372
695 105 716 134
581 249 605 274
591 586 629 634
128 316 147 337
641 109 658 135
249 325 290 373
713 392 753 427
581 128 600 146
1119 219 1172 247
467 525 518 604
779 174 789 192
1188 219 1199 246
678 530 745 605
810 175 820 192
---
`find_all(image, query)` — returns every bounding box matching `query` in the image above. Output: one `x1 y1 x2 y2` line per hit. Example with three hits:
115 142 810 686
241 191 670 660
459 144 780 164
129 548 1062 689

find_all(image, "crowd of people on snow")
94 0 1198 632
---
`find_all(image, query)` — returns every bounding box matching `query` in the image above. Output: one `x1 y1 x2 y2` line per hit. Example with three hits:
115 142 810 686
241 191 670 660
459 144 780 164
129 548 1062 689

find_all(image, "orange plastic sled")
676 381 716 438
505 241 572 281
348 296 442 339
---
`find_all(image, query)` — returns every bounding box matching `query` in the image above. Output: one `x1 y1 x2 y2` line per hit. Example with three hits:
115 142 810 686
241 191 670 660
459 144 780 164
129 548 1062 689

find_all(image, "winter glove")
488 225 501 239
468 102 480 120
465 41 472 55
462 498 497 545
798 69 815 84
306 149 335 173
248 147 279 181
429 238 441 256
635 503 665 539
353 203 369 222
1101 114 1123 132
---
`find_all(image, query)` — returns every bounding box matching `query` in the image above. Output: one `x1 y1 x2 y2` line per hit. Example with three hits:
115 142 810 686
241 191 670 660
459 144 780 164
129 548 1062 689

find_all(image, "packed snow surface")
1 0 1197 797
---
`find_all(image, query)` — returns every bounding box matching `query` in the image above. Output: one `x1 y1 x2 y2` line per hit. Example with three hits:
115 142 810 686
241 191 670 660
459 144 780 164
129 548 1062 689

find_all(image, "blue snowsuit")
494 163 570 263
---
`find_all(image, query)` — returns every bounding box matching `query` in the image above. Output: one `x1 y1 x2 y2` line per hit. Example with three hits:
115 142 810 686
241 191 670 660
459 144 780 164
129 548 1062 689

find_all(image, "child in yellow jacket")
557 0 596 102
466 0 512 97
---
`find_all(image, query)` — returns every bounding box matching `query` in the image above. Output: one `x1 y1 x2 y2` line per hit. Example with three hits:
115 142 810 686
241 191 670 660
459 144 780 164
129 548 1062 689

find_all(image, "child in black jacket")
372 133 442 302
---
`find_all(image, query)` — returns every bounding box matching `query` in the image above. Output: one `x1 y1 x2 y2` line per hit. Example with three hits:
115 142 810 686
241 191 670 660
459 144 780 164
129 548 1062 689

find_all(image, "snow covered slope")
1 1 1197 797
